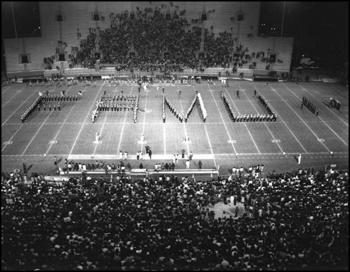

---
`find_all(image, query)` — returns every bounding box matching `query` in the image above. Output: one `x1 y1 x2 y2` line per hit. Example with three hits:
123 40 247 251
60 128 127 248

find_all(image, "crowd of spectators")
74 6 223 72
43 56 55 70
203 29 234 68
39 4 288 74
1 166 348 270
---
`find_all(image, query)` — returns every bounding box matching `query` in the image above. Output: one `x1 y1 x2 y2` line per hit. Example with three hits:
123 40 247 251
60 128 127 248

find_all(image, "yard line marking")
68 82 105 156
163 116 167 155
139 87 149 153
93 108 109 155
3 151 347 158
192 85 217 168
222 86 261 154
253 84 308 153
45 105 76 155
284 83 348 147
179 87 191 155
102 85 122 154
2 124 24 152
116 85 135 155
298 84 348 126
1 85 12 94
5 83 76 154
2 86 41 126
328 83 349 99
203 123 218 168
240 85 285 154
270 84 331 152
1 86 26 108
21 111 54 155
283 83 348 147
207 84 237 154
44 83 82 155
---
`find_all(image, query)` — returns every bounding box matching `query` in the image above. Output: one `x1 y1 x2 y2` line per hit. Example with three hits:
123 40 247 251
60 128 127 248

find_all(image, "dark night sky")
1 1 348 65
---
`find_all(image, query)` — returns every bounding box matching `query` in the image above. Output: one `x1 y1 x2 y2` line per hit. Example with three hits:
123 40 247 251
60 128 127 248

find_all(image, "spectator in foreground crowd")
1 167 348 270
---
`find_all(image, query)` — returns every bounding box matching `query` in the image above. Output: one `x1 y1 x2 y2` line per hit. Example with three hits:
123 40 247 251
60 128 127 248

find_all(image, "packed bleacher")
2 166 348 270
67 6 222 72
40 3 292 75
203 29 234 68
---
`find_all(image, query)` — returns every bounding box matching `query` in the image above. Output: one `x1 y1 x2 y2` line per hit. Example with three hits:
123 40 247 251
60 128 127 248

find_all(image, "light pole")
10 2 18 39
281 2 286 37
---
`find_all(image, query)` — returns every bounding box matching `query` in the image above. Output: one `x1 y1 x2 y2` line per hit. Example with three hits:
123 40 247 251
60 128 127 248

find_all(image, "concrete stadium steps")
238 37 293 72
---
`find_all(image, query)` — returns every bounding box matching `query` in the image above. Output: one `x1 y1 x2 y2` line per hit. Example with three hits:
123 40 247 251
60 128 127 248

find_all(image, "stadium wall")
3 1 293 76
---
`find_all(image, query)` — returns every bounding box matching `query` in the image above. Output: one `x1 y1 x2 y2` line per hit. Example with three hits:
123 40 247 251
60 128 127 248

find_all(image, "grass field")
1 78 348 177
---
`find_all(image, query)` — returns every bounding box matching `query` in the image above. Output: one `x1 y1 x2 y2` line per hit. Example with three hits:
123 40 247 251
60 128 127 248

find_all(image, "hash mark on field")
21 111 53 155
279 84 331 152
3 141 13 145
253 84 308 153
117 86 135 153
284 83 348 146
68 82 105 156
2 86 41 126
208 84 237 154
241 87 285 154
223 86 261 154
45 85 77 155
271 139 281 143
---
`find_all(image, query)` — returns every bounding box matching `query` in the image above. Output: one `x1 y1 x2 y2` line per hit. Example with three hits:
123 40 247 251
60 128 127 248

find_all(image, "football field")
1 79 348 177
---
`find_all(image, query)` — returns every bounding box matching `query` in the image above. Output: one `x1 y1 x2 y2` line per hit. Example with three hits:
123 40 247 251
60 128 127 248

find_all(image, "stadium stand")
4 2 292 81
1 167 348 270
2 2 348 271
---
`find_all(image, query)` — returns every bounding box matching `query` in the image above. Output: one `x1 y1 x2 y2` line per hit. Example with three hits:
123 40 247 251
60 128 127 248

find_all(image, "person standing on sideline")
254 89 256 96
23 163 27 175
297 154 301 164
237 90 240 98
148 149 152 160
186 160 190 169
189 151 193 161
198 160 202 170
